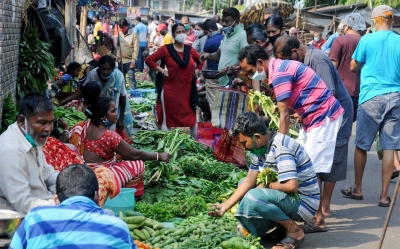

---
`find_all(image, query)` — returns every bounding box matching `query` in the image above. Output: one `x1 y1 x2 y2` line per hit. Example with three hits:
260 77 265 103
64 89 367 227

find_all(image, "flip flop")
299 222 327 233
341 186 364 200
379 197 391 207
391 171 399 180
272 236 305 249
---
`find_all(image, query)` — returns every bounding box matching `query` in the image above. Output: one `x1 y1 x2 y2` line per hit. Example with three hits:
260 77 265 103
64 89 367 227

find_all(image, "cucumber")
141 228 151 240
125 210 144 217
133 229 147 241
127 221 145 230
130 231 139 240
143 226 156 236
171 228 185 236
121 216 146 224
143 218 157 227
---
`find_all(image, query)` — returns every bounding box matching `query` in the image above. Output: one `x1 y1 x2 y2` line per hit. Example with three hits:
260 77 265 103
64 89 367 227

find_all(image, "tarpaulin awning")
240 0 294 26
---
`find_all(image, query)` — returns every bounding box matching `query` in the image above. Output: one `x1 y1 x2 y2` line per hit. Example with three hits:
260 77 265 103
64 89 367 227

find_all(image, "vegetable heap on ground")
130 92 157 113
53 106 86 128
120 211 264 249
131 129 247 222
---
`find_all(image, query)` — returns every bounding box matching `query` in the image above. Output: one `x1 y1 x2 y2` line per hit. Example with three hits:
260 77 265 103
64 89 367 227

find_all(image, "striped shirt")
269 58 344 132
250 132 320 222
10 196 136 249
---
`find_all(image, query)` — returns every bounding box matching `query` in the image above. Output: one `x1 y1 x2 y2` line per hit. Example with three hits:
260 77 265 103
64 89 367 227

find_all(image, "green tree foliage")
202 0 239 11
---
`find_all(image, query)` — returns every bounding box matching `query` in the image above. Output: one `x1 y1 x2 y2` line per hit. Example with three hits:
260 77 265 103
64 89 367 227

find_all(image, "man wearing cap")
341 5 400 207
158 23 173 46
329 13 365 122
321 20 345 54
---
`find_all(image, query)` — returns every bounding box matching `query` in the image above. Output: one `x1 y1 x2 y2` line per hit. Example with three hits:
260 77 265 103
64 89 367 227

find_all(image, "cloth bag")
211 87 248 130
196 122 224 149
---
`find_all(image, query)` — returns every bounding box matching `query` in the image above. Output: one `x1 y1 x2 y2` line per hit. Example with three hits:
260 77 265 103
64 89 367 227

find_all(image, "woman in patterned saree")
69 97 171 197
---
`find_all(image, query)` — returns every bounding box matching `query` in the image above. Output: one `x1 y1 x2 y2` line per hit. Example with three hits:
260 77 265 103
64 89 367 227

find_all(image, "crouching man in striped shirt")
209 112 320 249
10 164 136 249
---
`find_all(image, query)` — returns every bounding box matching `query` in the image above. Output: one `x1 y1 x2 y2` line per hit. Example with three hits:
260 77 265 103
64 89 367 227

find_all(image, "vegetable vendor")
209 112 320 249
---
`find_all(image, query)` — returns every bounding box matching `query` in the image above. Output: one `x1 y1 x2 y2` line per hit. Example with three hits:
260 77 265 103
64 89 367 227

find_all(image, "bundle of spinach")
257 167 300 201
53 106 86 128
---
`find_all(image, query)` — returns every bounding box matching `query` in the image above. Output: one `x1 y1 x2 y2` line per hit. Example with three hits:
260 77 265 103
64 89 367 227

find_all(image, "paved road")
264 123 400 249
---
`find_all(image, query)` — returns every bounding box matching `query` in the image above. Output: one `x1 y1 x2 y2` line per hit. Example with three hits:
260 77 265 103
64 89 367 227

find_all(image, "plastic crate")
103 188 136 216
129 90 143 98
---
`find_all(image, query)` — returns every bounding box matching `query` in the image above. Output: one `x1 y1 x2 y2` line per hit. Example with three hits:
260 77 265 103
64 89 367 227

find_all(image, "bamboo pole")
80 5 87 38
296 5 300 28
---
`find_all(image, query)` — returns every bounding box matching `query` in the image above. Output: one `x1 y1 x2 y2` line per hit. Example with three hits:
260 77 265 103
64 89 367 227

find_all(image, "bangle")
156 152 159 161
162 69 165 75
62 130 70 136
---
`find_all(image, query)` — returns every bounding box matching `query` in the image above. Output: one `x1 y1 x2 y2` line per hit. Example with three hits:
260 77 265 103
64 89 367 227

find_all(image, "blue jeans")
355 92 400 151
136 46 147 72
118 63 136 90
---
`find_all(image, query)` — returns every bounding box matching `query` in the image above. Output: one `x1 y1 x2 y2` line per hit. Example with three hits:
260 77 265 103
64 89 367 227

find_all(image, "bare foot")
321 204 331 218
310 217 326 229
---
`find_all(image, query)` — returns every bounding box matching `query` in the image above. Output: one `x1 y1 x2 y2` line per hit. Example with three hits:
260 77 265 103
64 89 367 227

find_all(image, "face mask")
160 30 167 36
267 33 281 45
155 21 159 25
103 118 112 128
100 71 113 80
184 24 191 31
222 20 236 36
21 118 37 148
175 33 187 43
207 30 219 38
250 132 267 156
314 37 319 42
194 30 203 37
370 19 376 33
251 64 267 81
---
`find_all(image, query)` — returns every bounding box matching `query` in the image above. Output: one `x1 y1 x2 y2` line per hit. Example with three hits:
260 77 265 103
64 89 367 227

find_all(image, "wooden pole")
296 5 300 28
230 0 233 7
80 5 87 38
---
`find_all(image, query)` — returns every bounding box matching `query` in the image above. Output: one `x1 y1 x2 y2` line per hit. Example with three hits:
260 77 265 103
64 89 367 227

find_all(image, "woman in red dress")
145 23 203 137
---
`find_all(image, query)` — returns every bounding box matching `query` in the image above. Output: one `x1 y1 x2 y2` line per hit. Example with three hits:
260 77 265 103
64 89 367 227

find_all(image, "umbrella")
240 0 294 26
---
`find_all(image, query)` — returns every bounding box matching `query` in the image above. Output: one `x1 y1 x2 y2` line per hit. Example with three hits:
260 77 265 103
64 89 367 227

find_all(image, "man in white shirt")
148 15 159 44
0 92 58 214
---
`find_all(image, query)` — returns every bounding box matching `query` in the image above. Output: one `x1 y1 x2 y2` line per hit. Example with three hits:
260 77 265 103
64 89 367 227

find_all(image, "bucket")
103 188 136 216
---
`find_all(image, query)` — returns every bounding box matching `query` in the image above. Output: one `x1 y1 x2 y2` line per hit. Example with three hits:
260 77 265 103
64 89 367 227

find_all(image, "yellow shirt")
93 22 102 39
162 32 174 46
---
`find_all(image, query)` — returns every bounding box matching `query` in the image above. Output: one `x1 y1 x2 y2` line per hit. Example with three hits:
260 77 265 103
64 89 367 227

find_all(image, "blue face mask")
222 20 236 36
103 118 112 128
314 37 320 42
100 71 114 80
22 119 37 148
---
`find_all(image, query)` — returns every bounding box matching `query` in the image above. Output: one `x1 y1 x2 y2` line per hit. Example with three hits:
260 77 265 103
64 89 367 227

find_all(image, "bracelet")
162 69 165 75
156 152 159 161
62 130 70 136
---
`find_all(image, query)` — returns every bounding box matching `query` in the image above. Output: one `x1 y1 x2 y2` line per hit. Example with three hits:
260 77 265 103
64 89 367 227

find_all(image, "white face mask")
175 33 187 43
194 30 203 37
251 64 267 81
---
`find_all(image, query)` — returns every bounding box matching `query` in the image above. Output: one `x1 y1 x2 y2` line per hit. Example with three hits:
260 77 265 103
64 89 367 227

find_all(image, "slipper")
391 171 399 180
379 197 391 207
299 222 327 233
262 226 286 242
341 186 363 200
272 236 305 249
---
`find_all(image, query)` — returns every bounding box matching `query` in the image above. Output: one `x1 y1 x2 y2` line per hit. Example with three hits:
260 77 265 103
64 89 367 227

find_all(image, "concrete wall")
0 0 23 128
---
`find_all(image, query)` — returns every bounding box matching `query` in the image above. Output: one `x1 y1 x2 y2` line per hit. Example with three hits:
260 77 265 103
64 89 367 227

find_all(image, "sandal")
341 186 363 200
299 222 327 233
272 236 305 249
391 171 399 180
379 197 391 207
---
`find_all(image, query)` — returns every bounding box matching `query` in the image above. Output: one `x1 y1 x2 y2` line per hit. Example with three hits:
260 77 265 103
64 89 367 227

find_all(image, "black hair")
50 120 61 139
19 92 54 118
237 44 269 67
98 55 115 70
265 14 285 30
56 164 99 203
230 112 268 137
88 59 99 68
81 81 102 104
119 18 129 28
195 22 204 29
172 23 185 34
214 14 221 22
66 62 81 75
94 15 100 20
275 36 300 57
222 7 240 21
264 7 282 16
142 50 149 58
248 28 267 43
85 96 113 126
154 15 160 21
203 19 218 31
246 23 266 33
135 17 142 22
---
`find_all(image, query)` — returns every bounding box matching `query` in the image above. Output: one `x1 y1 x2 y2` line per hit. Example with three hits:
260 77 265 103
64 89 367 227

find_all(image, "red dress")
145 45 203 127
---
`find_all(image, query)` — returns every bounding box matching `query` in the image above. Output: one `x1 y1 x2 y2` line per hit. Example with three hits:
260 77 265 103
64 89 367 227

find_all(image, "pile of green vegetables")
121 211 263 249
130 92 157 113
53 106 86 128
132 129 247 222
136 81 155 89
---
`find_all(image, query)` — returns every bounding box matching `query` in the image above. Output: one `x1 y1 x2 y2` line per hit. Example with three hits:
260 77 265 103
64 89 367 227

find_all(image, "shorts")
318 139 348 182
297 115 343 173
355 92 400 151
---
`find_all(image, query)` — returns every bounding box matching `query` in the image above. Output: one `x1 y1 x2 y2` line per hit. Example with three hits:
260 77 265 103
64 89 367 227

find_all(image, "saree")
42 137 119 207
70 121 145 196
